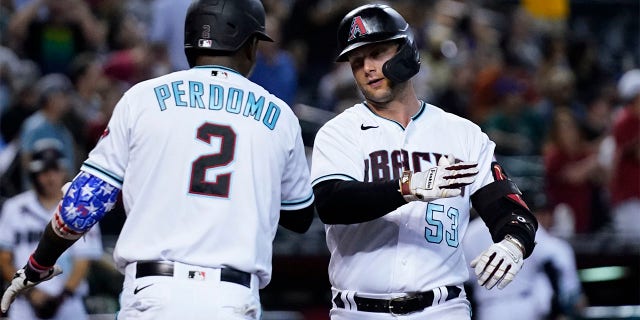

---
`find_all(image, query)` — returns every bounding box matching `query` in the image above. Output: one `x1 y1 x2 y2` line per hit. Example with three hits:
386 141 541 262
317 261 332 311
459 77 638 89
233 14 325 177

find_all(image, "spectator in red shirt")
544 108 605 234
610 69 640 241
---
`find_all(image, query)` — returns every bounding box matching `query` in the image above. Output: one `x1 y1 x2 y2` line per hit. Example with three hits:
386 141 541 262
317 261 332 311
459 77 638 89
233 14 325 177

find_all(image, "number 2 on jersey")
189 122 236 197
424 203 459 247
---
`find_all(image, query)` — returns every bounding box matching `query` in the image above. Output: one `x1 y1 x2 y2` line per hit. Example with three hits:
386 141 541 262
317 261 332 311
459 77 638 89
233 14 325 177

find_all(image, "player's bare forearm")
0 251 16 282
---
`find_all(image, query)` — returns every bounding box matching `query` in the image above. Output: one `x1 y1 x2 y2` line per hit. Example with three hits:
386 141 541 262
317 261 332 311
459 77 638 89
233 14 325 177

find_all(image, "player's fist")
400 155 478 202
1 260 63 313
470 236 524 290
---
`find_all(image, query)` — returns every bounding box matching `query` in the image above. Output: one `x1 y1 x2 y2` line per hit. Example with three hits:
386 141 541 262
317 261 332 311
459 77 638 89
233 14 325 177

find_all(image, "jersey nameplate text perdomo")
153 81 281 130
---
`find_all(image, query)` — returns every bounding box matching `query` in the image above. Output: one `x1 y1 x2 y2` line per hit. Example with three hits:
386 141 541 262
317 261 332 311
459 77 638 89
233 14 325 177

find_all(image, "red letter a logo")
348 16 368 41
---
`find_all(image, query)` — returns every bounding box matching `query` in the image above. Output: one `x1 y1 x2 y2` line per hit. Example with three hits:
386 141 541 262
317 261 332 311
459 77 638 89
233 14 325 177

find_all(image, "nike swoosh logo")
360 124 379 130
134 284 154 294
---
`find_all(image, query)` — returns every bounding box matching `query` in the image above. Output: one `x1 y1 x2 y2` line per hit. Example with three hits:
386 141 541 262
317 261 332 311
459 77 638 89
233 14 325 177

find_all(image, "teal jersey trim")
362 100 426 130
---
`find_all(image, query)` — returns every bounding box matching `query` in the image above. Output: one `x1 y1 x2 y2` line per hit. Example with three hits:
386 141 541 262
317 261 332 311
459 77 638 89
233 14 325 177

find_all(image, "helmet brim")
256 31 274 43
335 34 406 62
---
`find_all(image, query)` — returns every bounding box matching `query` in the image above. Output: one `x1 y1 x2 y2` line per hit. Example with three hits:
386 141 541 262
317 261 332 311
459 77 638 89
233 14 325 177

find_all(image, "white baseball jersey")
311 101 496 294
0 190 103 320
81 65 313 288
462 218 581 320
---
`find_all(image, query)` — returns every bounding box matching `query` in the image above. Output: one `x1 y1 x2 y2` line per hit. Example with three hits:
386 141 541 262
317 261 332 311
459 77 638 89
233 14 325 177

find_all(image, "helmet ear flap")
382 39 421 84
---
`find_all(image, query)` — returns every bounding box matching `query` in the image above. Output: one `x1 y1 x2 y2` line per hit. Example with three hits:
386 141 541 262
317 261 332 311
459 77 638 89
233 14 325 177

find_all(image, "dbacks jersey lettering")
311 102 497 294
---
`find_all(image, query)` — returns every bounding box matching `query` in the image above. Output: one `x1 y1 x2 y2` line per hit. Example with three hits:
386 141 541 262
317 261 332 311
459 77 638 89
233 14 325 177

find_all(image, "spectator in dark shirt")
7 0 105 75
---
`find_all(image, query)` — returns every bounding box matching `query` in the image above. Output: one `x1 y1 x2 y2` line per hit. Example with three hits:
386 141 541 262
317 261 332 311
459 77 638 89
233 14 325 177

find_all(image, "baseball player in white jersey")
310 4 538 319
0 1 315 319
0 140 103 320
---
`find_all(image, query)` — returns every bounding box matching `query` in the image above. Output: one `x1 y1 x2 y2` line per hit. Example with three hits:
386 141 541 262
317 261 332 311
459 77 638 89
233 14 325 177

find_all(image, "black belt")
135 261 251 288
333 286 462 315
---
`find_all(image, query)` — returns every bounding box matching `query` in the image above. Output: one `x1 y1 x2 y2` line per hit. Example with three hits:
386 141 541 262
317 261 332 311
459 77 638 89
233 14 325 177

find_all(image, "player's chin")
363 90 393 104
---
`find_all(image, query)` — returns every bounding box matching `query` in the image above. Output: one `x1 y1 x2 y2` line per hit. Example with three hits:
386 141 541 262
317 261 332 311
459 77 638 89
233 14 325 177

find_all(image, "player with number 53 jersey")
311 4 538 320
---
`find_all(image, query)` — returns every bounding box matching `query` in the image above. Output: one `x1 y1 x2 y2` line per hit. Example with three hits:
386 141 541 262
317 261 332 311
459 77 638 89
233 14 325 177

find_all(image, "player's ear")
241 36 259 62
240 36 259 77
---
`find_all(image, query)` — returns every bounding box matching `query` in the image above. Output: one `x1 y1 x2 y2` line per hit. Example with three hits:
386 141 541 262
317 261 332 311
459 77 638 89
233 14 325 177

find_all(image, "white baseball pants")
117 261 261 320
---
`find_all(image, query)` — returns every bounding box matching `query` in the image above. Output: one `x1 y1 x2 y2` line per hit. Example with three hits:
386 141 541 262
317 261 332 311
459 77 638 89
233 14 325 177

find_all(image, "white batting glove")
1 262 63 313
470 235 524 290
400 155 478 202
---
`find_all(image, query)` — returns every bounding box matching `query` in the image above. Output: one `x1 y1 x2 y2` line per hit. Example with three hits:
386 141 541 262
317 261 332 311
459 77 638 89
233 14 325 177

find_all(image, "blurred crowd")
2 0 637 240
0 0 638 318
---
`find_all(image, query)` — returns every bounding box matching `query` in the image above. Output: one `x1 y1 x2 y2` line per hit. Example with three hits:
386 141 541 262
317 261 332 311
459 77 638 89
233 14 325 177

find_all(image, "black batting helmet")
336 4 420 84
184 0 273 67
28 139 66 175
28 139 67 193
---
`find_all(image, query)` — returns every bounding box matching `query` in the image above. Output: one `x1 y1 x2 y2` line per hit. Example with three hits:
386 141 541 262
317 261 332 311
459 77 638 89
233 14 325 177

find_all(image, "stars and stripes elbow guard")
51 172 120 240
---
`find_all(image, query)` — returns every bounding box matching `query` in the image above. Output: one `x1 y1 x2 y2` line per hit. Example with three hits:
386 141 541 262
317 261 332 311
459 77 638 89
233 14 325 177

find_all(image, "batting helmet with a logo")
336 4 420 84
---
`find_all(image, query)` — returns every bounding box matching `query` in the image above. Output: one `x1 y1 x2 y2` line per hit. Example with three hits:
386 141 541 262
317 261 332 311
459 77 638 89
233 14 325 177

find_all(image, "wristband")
28 255 52 271
504 234 525 255
399 170 412 196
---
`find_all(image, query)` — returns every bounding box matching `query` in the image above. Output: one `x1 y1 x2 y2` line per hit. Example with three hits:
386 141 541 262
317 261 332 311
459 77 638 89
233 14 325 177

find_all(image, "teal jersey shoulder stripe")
82 162 124 185
311 173 358 186
282 192 314 206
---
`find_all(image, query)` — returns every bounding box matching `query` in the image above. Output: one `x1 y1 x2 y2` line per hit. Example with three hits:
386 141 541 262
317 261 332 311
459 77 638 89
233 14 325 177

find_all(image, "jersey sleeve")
280 125 314 211
310 119 363 186
81 93 131 188
468 130 498 195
